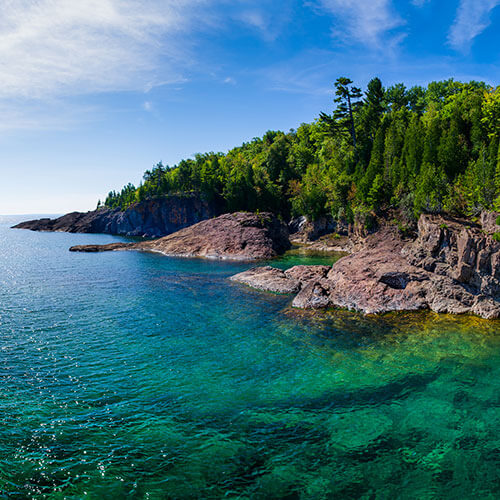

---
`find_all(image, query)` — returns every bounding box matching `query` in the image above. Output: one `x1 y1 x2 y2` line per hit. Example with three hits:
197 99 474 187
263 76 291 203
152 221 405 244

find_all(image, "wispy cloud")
315 0 404 47
0 0 212 99
448 0 500 51
231 1 294 42
411 0 430 6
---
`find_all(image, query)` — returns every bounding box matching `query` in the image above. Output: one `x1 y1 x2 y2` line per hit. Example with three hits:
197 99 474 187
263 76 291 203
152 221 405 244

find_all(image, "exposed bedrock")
232 213 500 320
230 265 331 294
70 212 291 261
13 195 220 238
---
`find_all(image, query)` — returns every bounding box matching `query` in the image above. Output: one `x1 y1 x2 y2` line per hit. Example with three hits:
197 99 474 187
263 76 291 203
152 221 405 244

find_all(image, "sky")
0 0 499 214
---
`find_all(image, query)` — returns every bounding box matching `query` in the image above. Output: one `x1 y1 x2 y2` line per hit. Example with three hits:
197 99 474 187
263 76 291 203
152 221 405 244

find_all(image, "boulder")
231 265 330 294
292 280 332 309
230 267 300 294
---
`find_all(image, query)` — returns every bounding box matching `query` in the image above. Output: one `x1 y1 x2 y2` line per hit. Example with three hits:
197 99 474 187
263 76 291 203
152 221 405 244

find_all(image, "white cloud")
143 101 153 111
238 10 268 31
448 0 500 51
0 0 211 100
316 0 404 47
232 2 294 42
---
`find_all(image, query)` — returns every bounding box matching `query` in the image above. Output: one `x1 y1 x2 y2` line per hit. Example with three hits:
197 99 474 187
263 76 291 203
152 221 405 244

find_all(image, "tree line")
103 77 500 224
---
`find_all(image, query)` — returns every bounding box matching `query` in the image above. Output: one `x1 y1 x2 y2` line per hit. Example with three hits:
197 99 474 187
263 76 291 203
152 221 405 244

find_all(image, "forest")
103 77 500 225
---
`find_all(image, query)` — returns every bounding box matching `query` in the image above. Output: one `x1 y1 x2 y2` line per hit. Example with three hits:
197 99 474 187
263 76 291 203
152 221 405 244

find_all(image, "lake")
1 215 500 498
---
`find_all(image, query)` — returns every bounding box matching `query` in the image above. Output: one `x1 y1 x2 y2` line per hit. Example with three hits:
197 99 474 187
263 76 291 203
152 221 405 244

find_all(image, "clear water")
1 215 500 499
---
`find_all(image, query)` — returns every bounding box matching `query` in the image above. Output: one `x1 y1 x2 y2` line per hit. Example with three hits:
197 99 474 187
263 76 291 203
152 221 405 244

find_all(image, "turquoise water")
1 215 500 499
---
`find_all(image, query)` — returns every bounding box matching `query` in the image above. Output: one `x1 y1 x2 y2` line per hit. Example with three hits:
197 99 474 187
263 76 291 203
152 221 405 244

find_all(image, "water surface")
1 215 500 499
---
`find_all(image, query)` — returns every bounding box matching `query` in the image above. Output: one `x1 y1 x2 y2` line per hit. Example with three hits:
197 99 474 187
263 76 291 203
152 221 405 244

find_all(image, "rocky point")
12 195 219 238
69 212 290 261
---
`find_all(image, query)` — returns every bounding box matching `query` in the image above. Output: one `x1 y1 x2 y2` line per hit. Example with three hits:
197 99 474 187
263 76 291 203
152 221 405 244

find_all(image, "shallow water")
1 215 500 499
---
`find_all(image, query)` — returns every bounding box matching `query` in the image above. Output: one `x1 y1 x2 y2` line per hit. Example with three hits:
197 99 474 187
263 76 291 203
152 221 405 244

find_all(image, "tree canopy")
104 77 500 224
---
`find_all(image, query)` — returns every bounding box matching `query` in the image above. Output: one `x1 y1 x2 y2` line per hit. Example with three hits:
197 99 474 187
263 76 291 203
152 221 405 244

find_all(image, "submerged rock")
70 212 290 261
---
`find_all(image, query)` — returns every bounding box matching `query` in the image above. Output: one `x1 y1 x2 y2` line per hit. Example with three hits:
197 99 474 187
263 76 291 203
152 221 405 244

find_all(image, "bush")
493 232 500 243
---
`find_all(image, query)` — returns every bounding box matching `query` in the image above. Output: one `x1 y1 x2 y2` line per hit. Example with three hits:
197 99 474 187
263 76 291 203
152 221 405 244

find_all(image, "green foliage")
414 162 447 217
103 78 500 222
493 232 500 243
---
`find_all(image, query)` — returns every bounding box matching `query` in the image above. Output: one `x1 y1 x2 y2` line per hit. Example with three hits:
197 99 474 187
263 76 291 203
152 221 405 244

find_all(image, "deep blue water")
1 215 500 499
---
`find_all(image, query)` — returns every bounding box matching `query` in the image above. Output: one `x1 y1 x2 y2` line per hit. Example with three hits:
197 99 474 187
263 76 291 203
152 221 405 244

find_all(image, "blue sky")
0 0 499 214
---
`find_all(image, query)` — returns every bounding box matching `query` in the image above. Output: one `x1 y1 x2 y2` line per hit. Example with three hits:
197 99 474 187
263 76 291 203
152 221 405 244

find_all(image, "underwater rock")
70 212 291 261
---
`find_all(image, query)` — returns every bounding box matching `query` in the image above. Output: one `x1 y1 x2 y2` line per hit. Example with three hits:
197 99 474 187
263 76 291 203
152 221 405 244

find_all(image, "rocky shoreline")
13 204 500 320
232 213 500 320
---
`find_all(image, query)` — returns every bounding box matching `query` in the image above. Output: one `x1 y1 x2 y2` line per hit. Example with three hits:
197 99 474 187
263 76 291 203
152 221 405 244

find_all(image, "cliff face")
404 214 500 298
13 195 220 238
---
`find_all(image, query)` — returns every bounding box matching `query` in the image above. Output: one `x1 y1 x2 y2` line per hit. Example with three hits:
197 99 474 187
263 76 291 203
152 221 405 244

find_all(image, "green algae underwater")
1 215 500 499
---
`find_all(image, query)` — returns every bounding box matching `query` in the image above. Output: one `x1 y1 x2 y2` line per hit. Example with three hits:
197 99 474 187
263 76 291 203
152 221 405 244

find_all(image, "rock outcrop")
13 195 219 238
480 211 500 235
404 215 500 293
289 215 349 242
230 265 330 294
232 214 500 320
70 212 290 261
